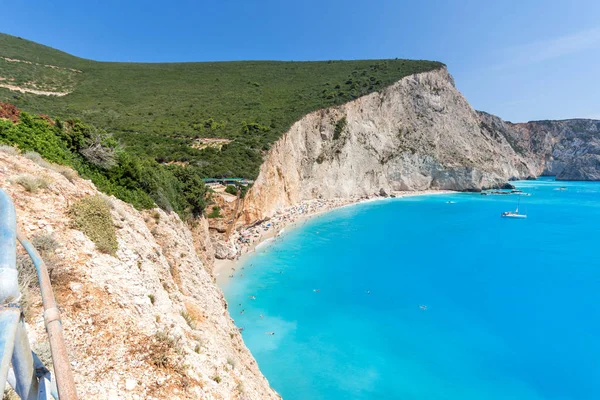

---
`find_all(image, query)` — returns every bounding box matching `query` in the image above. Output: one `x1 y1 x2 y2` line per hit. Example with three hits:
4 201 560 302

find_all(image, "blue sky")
1 0 599 122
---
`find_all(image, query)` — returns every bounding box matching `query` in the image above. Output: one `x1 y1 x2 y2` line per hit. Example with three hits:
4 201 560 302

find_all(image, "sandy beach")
215 190 453 284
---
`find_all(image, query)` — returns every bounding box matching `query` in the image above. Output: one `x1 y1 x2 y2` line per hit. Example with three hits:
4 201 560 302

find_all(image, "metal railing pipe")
0 189 19 303
11 318 38 399
17 232 78 399
0 307 19 394
0 189 20 394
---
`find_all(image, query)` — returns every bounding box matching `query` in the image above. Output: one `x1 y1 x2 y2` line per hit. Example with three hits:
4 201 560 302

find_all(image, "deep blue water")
222 178 600 400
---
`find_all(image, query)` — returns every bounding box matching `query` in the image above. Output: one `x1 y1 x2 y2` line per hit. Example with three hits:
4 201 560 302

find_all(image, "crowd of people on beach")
230 197 358 258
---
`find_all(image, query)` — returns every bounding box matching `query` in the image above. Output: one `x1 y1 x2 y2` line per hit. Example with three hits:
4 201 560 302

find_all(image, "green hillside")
0 33 443 178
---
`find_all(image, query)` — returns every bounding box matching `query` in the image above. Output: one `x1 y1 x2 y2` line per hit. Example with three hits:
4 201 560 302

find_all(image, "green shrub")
333 117 347 140
207 206 222 218
69 196 118 255
225 185 238 196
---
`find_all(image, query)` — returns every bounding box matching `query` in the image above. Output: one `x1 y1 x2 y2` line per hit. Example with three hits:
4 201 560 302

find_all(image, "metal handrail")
0 188 77 399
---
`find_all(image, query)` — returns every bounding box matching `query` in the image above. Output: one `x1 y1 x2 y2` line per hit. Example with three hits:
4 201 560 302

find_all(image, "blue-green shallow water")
222 178 600 400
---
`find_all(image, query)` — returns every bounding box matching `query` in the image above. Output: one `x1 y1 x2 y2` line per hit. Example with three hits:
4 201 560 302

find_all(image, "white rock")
125 379 137 391
69 282 83 293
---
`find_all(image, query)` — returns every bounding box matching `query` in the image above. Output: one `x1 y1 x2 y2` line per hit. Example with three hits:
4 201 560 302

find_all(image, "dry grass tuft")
49 164 78 182
15 174 51 193
184 300 205 324
180 310 196 330
0 144 19 155
23 151 51 168
32 232 59 253
16 254 40 320
146 329 186 372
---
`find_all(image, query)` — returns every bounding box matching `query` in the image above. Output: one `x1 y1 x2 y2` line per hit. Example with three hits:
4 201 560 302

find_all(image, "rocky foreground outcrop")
0 150 279 400
243 67 539 221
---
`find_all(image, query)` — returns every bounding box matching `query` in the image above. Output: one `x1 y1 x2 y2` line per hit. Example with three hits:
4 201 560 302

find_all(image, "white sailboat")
501 197 527 219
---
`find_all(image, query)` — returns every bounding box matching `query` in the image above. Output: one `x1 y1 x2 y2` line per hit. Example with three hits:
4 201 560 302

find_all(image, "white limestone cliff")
244 67 538 221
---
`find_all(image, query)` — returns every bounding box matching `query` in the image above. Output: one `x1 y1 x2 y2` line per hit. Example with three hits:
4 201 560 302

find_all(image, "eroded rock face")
556 153 600 181
506 119 600 181
244 67 538 221
0 151 279 400
214 240 238 260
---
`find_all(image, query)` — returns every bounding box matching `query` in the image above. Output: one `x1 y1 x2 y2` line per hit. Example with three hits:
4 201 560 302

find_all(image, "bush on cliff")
69 196 118 255
0 105 208 219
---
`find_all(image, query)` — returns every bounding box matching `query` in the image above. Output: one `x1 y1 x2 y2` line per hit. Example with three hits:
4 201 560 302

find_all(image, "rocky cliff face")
499 118 600 180
244 67 538 221
0 149 279 400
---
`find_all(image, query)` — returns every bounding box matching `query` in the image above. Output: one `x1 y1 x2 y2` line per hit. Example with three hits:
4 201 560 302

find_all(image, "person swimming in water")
313 289 321 293
260 314 264 318
240 309 245 314
419 305 427 311
265 332 275 335
366 290 371 295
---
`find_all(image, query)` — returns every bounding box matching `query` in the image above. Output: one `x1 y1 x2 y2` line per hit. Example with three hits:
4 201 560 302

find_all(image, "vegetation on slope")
69 196 118 255
0 33 444 179
0 103 207 218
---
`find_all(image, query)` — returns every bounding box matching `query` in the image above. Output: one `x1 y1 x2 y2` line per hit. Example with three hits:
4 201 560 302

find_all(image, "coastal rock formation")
0 150 279 400
214 239 238 260
244 67 538 221
499 118 600 180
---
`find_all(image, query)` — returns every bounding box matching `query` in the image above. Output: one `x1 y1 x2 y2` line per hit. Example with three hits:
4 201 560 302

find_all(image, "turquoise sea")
222 178 600 400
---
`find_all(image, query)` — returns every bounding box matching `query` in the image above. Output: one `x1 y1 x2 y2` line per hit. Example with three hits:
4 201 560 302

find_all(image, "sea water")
222 178 600 400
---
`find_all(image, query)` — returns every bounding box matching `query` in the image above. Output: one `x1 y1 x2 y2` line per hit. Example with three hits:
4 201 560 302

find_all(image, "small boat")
501 211 527 219
446 201 456 204
248 295 256 300
501 197 527 218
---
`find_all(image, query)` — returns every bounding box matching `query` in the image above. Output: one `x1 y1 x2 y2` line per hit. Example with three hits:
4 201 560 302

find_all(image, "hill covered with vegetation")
0 33 443 179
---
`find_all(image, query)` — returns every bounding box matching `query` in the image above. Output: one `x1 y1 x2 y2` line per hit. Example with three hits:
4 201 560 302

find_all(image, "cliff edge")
243 67 538 221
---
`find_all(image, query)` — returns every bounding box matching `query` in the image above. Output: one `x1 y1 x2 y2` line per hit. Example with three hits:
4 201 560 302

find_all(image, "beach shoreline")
215 190 453 284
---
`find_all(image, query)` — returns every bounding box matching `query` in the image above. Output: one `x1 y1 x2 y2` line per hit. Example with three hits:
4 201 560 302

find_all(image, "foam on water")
222 178 600 400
